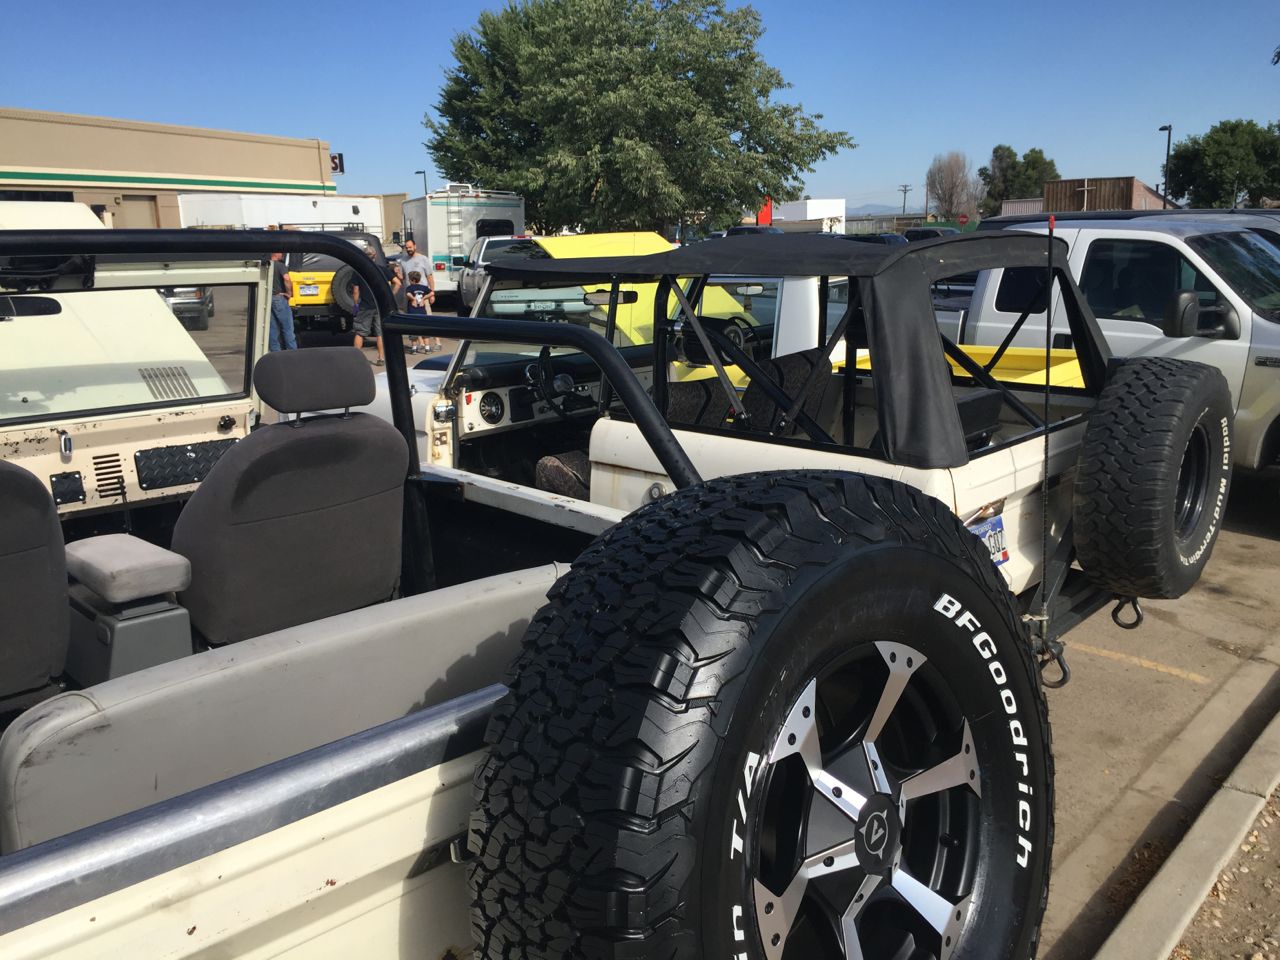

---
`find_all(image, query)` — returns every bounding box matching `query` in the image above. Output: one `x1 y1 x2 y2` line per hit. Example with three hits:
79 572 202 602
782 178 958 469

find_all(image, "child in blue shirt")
404 271 435 352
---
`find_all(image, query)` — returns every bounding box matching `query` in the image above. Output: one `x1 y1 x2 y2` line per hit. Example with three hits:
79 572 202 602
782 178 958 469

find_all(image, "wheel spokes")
899 720 981 802
769 677 823 777
838 874 883 960
863 641 927 745
756 837 865 959
890 867 972 960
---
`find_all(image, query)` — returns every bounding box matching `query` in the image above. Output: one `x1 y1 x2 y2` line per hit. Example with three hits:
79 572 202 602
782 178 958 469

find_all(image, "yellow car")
287 230 390 334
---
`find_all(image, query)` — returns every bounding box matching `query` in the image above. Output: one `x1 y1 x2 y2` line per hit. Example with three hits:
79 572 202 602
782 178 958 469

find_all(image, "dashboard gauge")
478 391 505 425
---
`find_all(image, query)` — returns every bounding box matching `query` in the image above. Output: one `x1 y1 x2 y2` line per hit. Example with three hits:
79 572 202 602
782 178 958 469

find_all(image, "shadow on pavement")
1224 474 1280 541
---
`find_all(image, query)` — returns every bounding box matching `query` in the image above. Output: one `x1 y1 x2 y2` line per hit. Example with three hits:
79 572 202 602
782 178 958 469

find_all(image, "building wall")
1043 177 1173 212
0 108 336 228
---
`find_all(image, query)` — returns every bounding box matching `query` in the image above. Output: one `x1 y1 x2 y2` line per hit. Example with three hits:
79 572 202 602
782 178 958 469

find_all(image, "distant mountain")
846 203 899 216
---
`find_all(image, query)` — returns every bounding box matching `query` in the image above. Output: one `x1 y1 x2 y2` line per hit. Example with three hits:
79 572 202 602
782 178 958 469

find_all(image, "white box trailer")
401 183 524 294
178 193 385 237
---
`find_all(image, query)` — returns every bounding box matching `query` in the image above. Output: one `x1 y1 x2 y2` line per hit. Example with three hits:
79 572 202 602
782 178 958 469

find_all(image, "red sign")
758 196 773 226
958 213 970 226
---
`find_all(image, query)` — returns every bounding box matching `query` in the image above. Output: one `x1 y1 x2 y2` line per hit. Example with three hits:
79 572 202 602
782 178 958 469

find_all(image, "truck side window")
1080 239 1221 326
994 267 1049 314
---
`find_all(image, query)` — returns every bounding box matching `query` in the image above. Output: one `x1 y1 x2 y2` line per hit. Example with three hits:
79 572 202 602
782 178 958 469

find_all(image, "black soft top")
487 232 1109 470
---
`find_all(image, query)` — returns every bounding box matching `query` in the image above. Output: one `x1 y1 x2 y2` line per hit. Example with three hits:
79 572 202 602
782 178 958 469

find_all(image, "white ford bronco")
0 229 1231 960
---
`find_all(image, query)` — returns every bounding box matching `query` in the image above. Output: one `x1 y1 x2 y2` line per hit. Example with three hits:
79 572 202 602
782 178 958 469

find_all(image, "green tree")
976 145 1060 217
426 0 853 232
1166 120 1280 207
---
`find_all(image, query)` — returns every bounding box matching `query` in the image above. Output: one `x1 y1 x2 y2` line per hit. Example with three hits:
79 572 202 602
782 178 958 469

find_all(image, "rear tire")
1073 357 1233 599
469 471 1053 960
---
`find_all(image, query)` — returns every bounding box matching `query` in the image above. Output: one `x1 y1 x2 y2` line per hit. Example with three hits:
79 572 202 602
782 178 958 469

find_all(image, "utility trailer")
401 183 524 297
0 230 1233 960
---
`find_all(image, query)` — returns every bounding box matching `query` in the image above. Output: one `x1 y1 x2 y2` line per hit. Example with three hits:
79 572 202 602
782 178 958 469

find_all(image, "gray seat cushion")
0 461 68 698
171 411 409 645
65 534 191 604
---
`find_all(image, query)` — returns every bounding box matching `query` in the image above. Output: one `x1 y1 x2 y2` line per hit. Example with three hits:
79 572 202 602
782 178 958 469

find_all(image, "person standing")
352 246 398 365
269 252 297 351
399 238 439 353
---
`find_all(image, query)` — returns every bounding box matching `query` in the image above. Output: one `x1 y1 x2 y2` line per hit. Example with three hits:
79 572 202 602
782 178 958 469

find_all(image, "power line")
898 184 912 215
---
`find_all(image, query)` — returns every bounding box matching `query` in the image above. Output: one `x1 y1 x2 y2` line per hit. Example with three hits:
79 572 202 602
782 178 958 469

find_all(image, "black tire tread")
468 471 1054 960
1073 357 1230 598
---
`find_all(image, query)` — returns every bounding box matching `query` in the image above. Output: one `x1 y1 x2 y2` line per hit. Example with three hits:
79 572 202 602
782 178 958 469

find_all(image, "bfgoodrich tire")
1073 357 1233 599
469 472 1053 960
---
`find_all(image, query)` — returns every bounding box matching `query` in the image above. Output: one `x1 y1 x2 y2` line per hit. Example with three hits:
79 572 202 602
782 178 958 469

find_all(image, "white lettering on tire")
934 592 1035 868
1179 415 1231 567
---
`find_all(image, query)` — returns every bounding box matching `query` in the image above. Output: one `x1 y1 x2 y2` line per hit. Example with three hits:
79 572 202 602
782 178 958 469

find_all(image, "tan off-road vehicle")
0 229 1232 960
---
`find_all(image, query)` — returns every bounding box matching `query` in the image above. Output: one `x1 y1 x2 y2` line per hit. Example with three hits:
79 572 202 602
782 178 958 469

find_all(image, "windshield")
1186 231 1280 317
484 239 550 263
0 281 255 426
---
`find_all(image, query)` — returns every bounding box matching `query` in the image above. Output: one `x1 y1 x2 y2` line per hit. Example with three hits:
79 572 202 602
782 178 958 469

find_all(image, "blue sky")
3 0 1277 211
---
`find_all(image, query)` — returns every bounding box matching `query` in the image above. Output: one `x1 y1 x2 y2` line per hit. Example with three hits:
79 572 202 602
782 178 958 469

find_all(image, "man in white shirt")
399 238 437 352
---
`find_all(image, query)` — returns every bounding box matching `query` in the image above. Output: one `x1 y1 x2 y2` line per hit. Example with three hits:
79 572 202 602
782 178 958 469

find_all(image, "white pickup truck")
938 214 1280 472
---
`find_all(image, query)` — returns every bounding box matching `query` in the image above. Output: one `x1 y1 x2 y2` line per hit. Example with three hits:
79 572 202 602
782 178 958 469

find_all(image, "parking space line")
1070 642 1210 684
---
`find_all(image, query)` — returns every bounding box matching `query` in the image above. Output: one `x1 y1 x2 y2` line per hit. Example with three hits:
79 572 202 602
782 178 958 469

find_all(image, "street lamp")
1158 125 1172 209
413 169 428 196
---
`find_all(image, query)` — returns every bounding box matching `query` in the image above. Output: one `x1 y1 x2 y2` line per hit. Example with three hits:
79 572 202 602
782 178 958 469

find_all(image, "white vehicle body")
939 216 1280 470
401 185 525 295
177 193 386 237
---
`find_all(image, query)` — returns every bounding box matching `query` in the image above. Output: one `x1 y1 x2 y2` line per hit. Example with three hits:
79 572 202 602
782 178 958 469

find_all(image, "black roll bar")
385 314 703 490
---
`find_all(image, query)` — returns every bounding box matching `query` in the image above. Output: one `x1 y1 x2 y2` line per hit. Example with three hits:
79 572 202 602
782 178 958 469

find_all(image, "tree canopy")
1166 120 1280 207
976 145 1060 218
425 0 853 233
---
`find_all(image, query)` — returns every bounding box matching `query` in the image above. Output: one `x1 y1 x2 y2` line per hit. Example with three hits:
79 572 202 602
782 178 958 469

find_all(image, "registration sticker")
300 284 320 296
968 515 1009 566
528 300 556 312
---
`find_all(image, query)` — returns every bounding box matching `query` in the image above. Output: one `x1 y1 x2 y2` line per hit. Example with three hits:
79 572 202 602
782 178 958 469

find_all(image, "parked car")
941 214 1280 473
0 230 1229 960
726 224 785 236
160 285 214 331
905 226 961 242
454 235 547 309
842 232 909 245
286 229 390 334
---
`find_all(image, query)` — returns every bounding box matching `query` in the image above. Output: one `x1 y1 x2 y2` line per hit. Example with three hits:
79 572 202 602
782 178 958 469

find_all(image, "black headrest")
253 347 375 413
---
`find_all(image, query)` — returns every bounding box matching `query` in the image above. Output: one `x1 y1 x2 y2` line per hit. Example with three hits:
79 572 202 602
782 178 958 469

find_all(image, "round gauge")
478 391 505 425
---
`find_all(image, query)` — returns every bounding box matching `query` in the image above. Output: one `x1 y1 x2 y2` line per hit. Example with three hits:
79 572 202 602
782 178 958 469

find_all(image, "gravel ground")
1171 791 1280 960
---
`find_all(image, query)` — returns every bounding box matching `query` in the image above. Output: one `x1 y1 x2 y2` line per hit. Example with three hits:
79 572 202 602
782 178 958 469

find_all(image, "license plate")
300 284 319 296
528 301 556 312
968 515 1009 566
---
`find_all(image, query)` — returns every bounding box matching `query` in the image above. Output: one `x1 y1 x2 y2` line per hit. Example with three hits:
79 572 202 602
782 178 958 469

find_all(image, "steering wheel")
723 315 755 350
524 345 577 421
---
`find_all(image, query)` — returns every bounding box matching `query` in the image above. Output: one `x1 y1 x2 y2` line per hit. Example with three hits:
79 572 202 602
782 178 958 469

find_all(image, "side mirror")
1162 291 1200 338
451 255 468 268
1163 290 1240 340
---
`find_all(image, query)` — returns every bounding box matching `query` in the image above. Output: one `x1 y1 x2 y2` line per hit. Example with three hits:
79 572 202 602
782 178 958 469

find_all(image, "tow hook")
1024 612 1071 689
1111 596 1144 630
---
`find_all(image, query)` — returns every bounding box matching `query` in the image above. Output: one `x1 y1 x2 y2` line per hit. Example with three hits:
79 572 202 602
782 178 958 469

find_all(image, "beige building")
0 107 337 228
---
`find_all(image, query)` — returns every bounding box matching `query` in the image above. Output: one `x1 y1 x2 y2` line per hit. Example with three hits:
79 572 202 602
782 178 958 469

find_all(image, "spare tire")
1073 357 1233 599
470 471 1053 960
330 265 357 315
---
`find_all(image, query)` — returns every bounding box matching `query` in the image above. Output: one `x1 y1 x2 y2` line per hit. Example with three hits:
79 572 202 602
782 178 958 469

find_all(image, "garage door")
115 195 159 228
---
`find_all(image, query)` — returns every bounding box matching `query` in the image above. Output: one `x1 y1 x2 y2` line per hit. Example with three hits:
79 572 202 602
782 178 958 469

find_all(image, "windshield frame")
1185 230 1280 319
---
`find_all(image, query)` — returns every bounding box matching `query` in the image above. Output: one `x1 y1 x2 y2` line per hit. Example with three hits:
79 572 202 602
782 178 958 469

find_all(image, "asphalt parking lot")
195 286 1279 954
1041 473 1280 957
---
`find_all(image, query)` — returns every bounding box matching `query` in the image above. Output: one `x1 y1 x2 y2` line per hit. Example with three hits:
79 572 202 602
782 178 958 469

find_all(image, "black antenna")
1038 216 1056 629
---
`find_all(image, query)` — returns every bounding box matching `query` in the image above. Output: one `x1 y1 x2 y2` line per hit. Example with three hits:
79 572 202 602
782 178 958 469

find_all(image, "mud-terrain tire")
1074 357 1233 599
469 471 1053 960
330 265 357 315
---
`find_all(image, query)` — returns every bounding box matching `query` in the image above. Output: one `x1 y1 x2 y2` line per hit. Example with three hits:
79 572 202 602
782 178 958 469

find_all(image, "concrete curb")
1091 693 1280 960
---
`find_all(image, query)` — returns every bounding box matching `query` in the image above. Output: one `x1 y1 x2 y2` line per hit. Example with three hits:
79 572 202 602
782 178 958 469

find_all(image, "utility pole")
899 184 911 215
1158 125 1172 209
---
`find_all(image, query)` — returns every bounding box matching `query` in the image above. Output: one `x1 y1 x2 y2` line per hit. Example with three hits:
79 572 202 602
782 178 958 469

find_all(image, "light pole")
1158 125 1172 209
414 169 428 197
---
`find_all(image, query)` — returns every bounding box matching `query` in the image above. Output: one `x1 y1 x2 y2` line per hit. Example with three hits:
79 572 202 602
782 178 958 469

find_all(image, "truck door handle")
1052 333 1073 350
